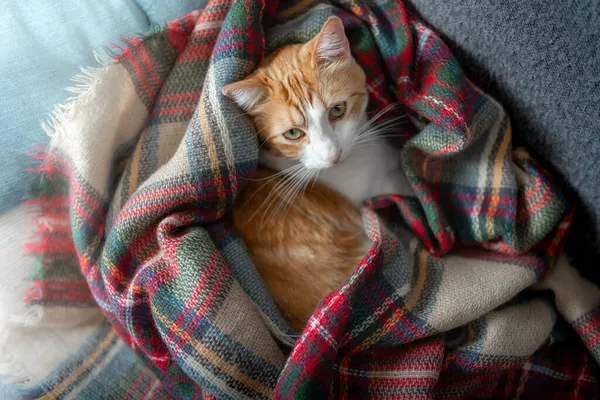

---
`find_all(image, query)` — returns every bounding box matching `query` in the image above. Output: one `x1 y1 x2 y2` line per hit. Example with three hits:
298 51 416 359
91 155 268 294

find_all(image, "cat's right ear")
222 78 266 112
311 16 351 67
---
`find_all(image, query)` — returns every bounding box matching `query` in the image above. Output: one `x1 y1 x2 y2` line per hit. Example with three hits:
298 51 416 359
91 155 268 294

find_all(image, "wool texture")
12 0 600 398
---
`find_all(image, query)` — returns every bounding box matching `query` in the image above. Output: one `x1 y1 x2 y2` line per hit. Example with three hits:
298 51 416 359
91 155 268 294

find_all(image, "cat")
233 168 370 332
224 16 412 332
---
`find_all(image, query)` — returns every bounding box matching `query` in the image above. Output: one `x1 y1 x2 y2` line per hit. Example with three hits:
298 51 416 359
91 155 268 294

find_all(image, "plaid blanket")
13 0 600 398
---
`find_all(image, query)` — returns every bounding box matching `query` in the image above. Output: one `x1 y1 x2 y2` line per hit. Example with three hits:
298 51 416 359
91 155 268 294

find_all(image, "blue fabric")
0 1 150 214
0 376 21 399
135 0 208 25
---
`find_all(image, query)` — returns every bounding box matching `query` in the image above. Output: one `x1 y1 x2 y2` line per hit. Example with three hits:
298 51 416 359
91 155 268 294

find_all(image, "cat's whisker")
298 168 318 206
370 133 411 138
355 120 408 144
272 168 315 221
269 184 302 224
262 169 309 226
356 126 408 139
241 164 304 216
284 171 315 222
353 132 406 147
265 173 301 218
257 133 284 151
260 169 304 213
359 127 411 135
294 169 326 223
242 165 295 182
353 143 398 150
353 116 410 146
358 104 405 134
294 169 319 212
362 103 399 128
254 124 277 137
272 167 318 224
256 165 308 225
369 116 408 130
309 169 320 191
358 116 408 136
354 133 411 146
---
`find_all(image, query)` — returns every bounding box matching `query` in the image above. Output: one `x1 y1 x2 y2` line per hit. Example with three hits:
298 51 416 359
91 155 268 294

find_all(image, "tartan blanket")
13 0 600 398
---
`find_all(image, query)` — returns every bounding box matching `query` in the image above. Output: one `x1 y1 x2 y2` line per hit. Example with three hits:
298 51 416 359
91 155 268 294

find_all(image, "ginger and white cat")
224 17 411 331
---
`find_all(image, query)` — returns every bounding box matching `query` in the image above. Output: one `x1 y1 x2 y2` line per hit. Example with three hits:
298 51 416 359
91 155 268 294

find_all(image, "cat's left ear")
222 77 266 112
311 16 351 67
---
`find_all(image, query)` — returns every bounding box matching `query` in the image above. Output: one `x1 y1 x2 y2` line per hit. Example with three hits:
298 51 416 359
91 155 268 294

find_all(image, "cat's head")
222 17 368 170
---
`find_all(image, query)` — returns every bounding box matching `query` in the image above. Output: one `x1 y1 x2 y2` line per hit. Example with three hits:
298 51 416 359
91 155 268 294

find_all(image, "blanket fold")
19 0 600 398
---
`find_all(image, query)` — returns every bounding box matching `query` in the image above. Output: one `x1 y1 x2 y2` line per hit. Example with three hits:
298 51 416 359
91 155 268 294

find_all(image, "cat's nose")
328 151 341 164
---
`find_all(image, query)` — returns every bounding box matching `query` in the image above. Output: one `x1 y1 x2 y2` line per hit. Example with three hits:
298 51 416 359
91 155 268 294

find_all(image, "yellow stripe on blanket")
152 306 274 398
39 329 118 399
360 248 429 350
486 122 512 237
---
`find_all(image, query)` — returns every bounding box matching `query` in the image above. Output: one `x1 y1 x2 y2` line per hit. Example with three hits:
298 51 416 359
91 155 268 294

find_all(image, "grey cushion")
406 0 600 281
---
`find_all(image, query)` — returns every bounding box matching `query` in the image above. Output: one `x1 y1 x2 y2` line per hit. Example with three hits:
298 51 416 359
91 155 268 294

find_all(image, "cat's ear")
222 77 266 112
311 16 351 67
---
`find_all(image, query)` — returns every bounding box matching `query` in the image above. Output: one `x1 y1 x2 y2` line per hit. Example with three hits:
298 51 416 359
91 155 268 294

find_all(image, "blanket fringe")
41 23 175 142
3 26 177 388
40 54 112 141
2 40 118 389
30 26 165 294
0 204 45 385
26 21 179 321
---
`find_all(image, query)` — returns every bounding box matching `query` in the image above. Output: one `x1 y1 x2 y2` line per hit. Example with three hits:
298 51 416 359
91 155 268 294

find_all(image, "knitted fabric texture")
20 0 600 398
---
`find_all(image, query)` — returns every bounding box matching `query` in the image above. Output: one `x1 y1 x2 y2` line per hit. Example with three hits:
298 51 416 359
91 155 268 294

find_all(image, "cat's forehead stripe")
311 89 326 108
288 104 305 127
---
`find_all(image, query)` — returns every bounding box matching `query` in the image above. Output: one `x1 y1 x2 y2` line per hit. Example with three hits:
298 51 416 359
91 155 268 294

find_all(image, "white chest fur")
260 137 413 205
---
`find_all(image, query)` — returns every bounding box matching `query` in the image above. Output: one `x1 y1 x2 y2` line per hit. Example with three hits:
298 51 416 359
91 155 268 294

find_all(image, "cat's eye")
283 128 305 140
329 102 346 120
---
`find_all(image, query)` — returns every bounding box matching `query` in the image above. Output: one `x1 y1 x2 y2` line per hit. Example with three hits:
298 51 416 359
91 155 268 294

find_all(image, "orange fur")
222 18 367 161
227 17 372 331
233 168 370 332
